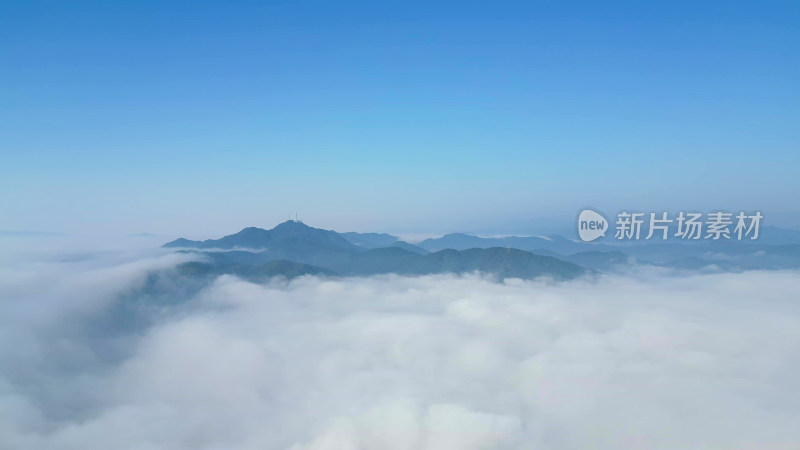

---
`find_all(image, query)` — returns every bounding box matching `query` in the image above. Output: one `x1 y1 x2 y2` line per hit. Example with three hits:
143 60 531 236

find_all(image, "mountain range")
164 221 590 281
162 221 800 282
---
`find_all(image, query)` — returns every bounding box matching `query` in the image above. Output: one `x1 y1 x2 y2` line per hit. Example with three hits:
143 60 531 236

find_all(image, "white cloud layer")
1 247 800 449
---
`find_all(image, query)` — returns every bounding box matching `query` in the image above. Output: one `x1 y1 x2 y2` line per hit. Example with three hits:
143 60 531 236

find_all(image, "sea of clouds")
1 239 800 449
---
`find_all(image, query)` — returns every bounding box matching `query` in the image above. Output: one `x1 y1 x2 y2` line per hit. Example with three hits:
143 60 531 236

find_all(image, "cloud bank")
1 245 800 449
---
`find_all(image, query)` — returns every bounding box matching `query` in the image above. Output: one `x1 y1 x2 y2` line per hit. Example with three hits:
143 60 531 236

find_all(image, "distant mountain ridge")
341 246 588 280
164 221 591 281
176 245 588 281
338 231 398 248
418 232 595 254
164 221 359 252
179 260 336 282
162 221 800 281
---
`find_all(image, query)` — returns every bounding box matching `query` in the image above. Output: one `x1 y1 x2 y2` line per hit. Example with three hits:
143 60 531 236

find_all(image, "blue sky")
1 0 798 236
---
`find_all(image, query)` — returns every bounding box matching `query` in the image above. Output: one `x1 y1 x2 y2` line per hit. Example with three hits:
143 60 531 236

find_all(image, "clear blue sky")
1 0 798 236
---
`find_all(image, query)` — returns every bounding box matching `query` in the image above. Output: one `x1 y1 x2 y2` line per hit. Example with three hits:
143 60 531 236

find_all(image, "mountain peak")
273 220 310 230
235 226 269 234
163 220 358 252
